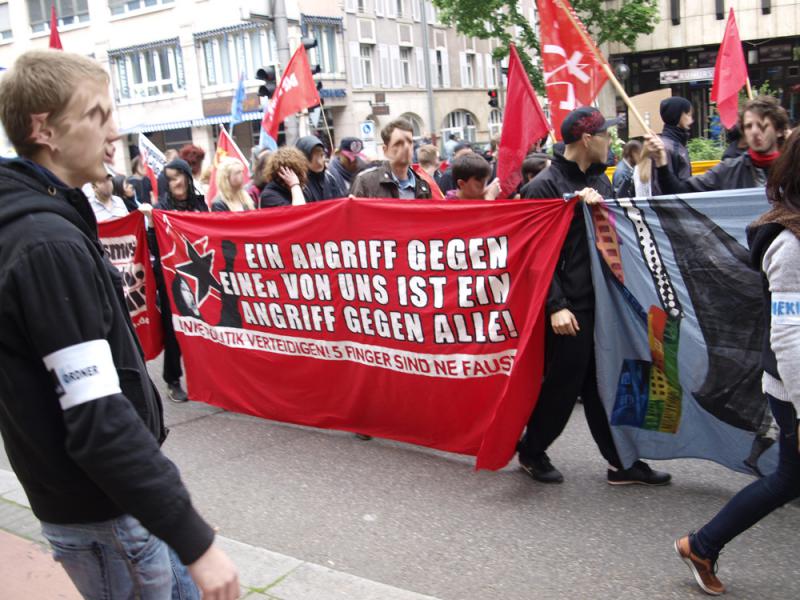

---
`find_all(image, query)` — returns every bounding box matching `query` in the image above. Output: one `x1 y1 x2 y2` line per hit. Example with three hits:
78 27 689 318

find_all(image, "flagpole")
745 78 754 100
319 107 335 155
552 0 652 135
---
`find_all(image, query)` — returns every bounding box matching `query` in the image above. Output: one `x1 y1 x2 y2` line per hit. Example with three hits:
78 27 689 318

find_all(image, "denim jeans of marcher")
692 395 800 561
41 514 200 600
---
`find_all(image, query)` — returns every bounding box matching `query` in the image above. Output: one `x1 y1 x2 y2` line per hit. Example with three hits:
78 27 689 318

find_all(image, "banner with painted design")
152 198 574 469
98 211 163 360
587 188 778 475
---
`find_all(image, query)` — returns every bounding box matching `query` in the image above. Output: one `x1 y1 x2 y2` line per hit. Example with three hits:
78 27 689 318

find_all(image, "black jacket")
520 154 612 315
156 159 208 212
656 153 768 194
259 180 311 208
0 159 213 564
305 169 346 203
651 125 692 196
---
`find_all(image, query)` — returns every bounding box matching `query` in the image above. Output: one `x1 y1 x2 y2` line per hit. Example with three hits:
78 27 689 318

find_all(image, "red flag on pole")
497 45 551 197
48 5 63 50
536 0 607 140
261 46 321 139
711 8 749 129
206 127 251 205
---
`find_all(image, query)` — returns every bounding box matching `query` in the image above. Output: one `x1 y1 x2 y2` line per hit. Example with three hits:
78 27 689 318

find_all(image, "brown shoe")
674 536 725 595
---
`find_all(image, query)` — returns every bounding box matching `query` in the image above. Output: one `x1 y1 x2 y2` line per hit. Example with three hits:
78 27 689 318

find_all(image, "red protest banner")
152 199 573 469
98 211 163 360
261 46 321 139
537 0 608 140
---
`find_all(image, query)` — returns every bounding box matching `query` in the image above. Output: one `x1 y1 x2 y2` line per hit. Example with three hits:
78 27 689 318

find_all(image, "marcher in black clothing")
657 97 694 185
112 174 140 213
438 142 474 194
646 96 790 194
128 154 154 203
518 106 671 487
296 135 347 202
329 137 367 194
0 49 238 599
259 146 309 208
154 158 208 403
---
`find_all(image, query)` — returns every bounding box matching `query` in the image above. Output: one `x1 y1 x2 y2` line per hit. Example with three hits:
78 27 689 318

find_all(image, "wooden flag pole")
552 0 653 135
319 106 335 154
745 78 754 100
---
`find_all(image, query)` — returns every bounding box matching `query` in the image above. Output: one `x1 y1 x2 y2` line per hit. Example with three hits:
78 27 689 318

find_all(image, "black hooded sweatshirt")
295 136 347 202
0 158 213 564
157 158 208 212
520 153 612 315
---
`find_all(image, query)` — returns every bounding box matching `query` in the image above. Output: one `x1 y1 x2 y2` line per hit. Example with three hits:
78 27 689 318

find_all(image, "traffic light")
301 37 318 51
256 66 277 98
487 89 499 108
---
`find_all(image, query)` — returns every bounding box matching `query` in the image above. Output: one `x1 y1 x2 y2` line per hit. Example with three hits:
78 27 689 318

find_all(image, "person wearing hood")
0 49 239 600
674 128 800 598
296 135 347 202
152 157 207 404
646 96 790 194
655 96 694 193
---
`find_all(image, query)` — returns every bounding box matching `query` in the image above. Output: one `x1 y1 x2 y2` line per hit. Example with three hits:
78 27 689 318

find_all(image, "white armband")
771 292 800 326
43 340 121 410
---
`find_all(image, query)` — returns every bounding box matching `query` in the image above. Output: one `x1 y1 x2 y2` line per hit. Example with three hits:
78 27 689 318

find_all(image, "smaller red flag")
497 45 551 198
48 5 62 50
262 46 321 139
711 8 749 129
206 127 251 205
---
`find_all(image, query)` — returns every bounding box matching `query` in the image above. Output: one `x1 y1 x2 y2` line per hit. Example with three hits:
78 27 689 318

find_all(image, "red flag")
262 46 321 139
711 8 749 129
411 164 445 200
497 45 550 197
206 127 251 205
537 0 607 140
153 198 574 470
97 211 163 360
48 5 62 50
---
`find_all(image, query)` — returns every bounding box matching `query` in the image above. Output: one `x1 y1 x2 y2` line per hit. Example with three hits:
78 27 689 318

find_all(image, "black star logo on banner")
175 239 222 308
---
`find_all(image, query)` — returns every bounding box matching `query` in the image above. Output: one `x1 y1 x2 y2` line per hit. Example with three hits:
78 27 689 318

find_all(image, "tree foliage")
432 0 659 93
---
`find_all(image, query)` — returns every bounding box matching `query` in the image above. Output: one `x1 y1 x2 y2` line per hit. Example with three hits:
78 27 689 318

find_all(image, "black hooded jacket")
520 153 612 315
157 158 208 212
0 159 213 564
296 136 347 202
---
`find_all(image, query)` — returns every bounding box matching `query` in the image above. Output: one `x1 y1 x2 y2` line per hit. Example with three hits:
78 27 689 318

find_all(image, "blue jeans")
692 396 800 561
41 514 200 600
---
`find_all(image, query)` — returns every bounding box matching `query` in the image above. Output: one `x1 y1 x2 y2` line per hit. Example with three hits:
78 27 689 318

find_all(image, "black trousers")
152 256 183 385
518 310 622 469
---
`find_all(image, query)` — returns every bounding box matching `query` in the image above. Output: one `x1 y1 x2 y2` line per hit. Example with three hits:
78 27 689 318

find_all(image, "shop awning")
120 111 263 135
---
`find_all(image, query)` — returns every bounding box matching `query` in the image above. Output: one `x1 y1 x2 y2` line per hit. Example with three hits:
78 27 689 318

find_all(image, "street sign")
659 67 714 85
360 120 375 140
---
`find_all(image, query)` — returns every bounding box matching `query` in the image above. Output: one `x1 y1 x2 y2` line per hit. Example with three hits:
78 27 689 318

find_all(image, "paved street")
2 354 798 599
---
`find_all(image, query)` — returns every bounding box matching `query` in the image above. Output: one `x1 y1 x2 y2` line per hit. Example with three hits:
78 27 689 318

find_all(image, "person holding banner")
444 153 500 201
211 157 254 212
350 118 432 200
0 50 239 599
651 97 694 194
517 106 671 487
647 96 790 194
675 129 800 597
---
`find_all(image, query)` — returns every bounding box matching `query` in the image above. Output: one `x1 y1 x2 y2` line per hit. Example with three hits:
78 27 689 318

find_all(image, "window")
395 0 403 18
465 54 475 87
357 0 366 13
360 44 374 86
444 110 477 142
308 24 339 75
0 3 11 39
488 109 502 139
110 41 185 101
400 48 411 86
28 0 88 33
108 0 173 17
199 27 276 87
435 50 444 88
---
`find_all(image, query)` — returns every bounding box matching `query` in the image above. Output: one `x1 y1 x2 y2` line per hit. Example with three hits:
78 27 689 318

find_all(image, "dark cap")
338 137 367 161
660 96 693 127
561 106 620 144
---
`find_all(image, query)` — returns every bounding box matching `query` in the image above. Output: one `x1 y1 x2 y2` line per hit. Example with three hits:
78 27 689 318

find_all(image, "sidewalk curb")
0 468 440 600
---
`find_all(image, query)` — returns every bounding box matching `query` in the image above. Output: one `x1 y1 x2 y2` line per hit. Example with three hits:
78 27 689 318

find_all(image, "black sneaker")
520 453 564 483
167 382 189 403
608 460 671 486
354 433 372 441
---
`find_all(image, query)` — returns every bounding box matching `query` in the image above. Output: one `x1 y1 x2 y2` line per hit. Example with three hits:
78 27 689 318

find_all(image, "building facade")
606 0 800 139
0 0 539 169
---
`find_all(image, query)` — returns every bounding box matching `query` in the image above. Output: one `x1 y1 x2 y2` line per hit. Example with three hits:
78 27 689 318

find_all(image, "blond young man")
0 50 238 600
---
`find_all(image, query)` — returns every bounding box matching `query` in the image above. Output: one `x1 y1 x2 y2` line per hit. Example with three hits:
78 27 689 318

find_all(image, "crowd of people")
0 48 798 599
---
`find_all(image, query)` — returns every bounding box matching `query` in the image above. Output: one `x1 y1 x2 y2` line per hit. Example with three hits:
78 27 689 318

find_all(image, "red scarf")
747 148 780 169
